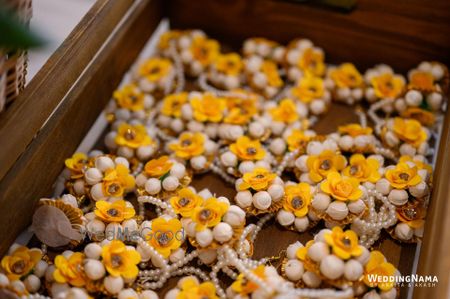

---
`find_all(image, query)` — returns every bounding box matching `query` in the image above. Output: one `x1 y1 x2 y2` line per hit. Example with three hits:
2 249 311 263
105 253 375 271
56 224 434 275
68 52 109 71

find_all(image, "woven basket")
0 0 32 113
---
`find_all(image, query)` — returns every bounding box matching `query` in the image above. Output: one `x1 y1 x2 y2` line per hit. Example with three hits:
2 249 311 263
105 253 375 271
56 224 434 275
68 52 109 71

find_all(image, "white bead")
118 288 139 299
136 244 151 262
431 64 444 80
399 143 416 156
104 276 124 294
117 146 134 159
187 120 204 132
338 135 354 151
307 141 324 155
122 219 138 232
277 210 295 226
344 259 364 281
162 176 179 191
198 249 217 264
235 191 253 208
310 99 326 115
95 156 115 172
348 199 366 215
164 289 180 299
140 290 159 299
169 248 185 263
238 161 255 174
253 73 267 88
384 131 399 147
197 188 213 200
213 222 233 243
380 288 397 299
355 135 370 149
269 138 286 156
302 271 322 288
285 259 304 281
308 241 330 263
169 163 186 180
376 178 392 195
221 152 238 167
286 241 303 259
409 181 428 198
363 290 382 299
312 193 331 212
73 179 86 196
91 183 107 201
50 282 70 298
248 121 265 138
195 228 213 247
85 168 103 185
204 139 218 154
45 265 55 282
426 92 443 111
137 145 155 161
326 201 349 221
84 259 106 280
33 260 48 278
252 191 272 210
145 178 162 195
105 132 118 149
223 205 246 227
394 98 407 112
320 255 345 280
268 184 284 201
395 223 413 241
388 189 409 206
190 156 207 170
405 90 423 107
84 243 102 259
294 155 309 172
294 217 310 232
356 246 370 265
87 219 105 234
337 87 351 99
24 274 41 293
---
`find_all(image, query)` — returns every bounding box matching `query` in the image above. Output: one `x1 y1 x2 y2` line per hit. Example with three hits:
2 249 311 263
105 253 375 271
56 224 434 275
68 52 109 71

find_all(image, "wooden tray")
0 1 449 298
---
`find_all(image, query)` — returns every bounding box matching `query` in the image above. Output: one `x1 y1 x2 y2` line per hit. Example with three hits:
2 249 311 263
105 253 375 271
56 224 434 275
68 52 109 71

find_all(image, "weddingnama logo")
79 227 186 243
366 274 438 288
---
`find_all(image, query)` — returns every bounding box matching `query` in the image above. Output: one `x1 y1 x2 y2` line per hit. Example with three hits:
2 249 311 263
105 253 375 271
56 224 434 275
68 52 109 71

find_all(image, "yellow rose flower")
176 277 219 299
169 132 205 159
295 240 313 261
401 107 435 127
239 167 277 191
409 70 435 92
330 63 363 88
385 162 421 189
261 60 283 87
144 156 173 178
161 92 188 118
224 107 253 125
269 98 299 124
65 152 88 178
338 124 373 137
363 251 396 291
190 37 220 66
283 183 311 217
342 154 381 183
324 227 363 260
94 199 136 223
53 252 86 287
138 57 172 82
214 53 243 75
398 155 432 174
158 30 181 50
115 123 153 149
320 171 363 201
190 93 226 123
193 198 228 231
298 47 326 77
392 117 427 147
291 76 325 104
397 201 426 229
102 164 136 197
306 150 346 183
102 240 141 279
170 188 203 218
231 265 266 296
286 129 311 152
147 218 183 258
1 246 42 281
113 84 145 111
371 73 404 99
229 136 266 161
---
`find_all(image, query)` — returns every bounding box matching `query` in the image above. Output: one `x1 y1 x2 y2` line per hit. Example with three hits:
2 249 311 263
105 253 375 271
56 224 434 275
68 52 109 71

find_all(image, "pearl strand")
368 99 391 134
170 266 209 281
277 284 354 298
210 253 227 299
355 108 368 128
156 128 175 143
137 195 177 218
132 162 144 177
198 73 252 100
275 149 299 176
169 41 186 93
137 238 170 289
210 160 236 185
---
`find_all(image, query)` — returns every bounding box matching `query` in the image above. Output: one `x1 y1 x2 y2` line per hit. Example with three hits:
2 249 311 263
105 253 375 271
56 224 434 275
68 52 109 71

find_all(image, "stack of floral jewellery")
0 29 447 299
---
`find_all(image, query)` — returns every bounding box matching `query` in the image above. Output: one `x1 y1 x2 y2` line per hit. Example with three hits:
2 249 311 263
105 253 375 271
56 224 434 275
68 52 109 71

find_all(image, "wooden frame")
0 0 449 298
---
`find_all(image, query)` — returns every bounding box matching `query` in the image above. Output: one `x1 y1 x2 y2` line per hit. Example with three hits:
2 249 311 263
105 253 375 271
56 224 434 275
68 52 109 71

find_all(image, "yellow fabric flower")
113 84 145 111
190 37 220 66
283 183 311 217
306 150 346 183
65 152 88 178
176 277 219 299
115 123 153 149
342 154 381 183
239 167 276 191
53 252 86 287
398 156 432 174
229 136 266 161
214 53 243 75
261 60 283 87
102 240 141 279
158 30 181 50
224 107 253 125
170 188 203 218
169 132 205 159
392 117 427 147
401 107 435 127
102 164 136 197
295 240 313 261
286 129 311 152
338 124 373 137
324 227 363 260
291 76 325 104
1 246 42 281
190 93 226 123
371 73 404 99
320 171 363 201
363 251 396 291
385 162 421 189
298 48 326 77
193 198 228 231
94 200 135 223
231 265 266 296
161 92 188 118
144 156 173 178
397 203 426 229
330 63 363 88
147 218 183 258
409 70 435 92
269 98 299 124
138 57 172 82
